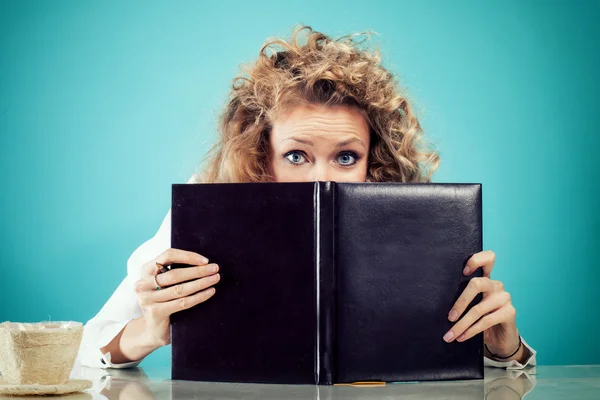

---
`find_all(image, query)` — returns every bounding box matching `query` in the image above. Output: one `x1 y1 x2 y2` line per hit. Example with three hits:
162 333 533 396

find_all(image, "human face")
270 105 370 182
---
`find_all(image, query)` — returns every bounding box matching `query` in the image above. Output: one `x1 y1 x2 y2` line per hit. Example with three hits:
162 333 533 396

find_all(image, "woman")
79 26 536 371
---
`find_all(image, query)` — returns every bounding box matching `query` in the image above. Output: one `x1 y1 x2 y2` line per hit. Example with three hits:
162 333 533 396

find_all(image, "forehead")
271 104 369 143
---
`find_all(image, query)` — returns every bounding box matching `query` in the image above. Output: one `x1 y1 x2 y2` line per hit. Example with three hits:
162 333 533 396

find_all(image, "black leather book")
170 182 483 384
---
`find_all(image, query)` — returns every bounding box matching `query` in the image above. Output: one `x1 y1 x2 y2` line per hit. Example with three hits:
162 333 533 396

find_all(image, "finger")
156 248 209 268
463 250 496 278
151 273 221 302
161 287 217 316
456 303 516 342
156 263 219 287
141 248 209 277
134 277 158 295
135 263 219 293
448 277 500 322
443 291 511 343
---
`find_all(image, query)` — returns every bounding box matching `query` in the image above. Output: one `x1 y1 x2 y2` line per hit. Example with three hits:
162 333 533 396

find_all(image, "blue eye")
337 152 358 166
284 151 307 165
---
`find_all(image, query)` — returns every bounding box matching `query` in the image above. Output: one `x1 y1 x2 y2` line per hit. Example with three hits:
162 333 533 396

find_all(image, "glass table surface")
2 365 599 399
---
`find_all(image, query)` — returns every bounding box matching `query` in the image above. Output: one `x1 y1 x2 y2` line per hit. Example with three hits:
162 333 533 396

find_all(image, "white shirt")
77 179 537 371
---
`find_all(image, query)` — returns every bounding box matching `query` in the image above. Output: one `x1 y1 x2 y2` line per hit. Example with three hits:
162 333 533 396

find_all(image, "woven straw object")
0 378 92 396
0 322 83 386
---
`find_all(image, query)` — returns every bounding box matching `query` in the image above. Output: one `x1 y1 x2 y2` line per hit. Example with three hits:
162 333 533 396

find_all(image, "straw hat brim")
0 378 92 395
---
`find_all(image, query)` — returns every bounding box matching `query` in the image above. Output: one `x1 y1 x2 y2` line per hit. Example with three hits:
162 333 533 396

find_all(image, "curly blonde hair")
197 25 439 183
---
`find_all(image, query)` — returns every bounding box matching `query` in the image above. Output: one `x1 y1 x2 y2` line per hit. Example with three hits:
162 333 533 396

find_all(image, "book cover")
171 182 483 384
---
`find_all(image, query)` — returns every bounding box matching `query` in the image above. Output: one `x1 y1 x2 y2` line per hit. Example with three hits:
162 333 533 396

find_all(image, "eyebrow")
283 137 365 148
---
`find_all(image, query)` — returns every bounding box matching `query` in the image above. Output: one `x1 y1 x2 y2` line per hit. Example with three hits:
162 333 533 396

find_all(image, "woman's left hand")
443 250 522 359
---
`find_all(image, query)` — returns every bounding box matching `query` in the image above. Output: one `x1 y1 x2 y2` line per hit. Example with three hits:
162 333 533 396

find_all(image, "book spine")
315 181 336 385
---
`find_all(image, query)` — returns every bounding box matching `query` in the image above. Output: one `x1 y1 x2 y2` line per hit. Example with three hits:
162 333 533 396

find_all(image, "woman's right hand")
134 248 220 348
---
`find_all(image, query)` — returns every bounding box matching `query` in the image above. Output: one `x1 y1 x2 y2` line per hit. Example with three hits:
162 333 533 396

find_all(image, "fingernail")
463 266 470 275
457 334 466 342
443 331 454 342
200 257 209 265
448 309 459 321
211 273 220 282
207 264 219 273
209 287 216 295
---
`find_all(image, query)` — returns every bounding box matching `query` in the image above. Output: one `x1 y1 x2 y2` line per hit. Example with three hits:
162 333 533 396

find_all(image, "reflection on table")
61 364 600 400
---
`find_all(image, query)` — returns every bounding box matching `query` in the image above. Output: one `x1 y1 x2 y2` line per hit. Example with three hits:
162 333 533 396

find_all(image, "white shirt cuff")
99 349 142 369
79 319 142 369
484 336 537 370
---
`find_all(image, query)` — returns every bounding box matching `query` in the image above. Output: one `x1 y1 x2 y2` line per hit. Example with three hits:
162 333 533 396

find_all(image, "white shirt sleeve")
484 336 537 370
77 176 200 369
77 208 172 369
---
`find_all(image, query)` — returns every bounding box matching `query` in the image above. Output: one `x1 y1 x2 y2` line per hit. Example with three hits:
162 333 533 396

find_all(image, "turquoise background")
1 0 598 367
